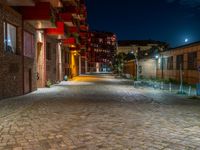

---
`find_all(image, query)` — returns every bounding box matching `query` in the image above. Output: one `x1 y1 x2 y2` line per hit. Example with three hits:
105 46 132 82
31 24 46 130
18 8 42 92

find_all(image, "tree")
113 52 126 75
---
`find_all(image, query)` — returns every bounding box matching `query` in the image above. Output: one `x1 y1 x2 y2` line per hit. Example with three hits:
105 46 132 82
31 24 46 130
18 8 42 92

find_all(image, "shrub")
46 80 52 88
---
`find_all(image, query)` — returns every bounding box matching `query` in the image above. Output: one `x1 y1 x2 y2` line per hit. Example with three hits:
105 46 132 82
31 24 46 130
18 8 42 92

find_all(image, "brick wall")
23 22 37 94
157 44 200 84
0 4 23 99
46 36 57 84
0 4 37 99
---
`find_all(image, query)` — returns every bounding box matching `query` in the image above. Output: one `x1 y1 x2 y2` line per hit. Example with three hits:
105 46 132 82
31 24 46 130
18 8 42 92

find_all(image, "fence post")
169 83 172 92
188 86 191 96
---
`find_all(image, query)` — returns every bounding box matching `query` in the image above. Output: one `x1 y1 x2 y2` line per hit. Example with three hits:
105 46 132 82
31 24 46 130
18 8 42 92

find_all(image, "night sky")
86 0 200 47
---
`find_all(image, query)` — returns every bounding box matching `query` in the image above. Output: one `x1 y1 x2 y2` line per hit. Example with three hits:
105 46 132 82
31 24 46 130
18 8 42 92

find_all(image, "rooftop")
118 40 167 46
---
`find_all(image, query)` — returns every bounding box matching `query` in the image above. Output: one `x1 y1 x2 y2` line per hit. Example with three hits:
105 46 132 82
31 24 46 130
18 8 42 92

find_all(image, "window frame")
176 54 184 70
188 51 197 70
23 30 34 58
4 21 18 54
167 56 173 70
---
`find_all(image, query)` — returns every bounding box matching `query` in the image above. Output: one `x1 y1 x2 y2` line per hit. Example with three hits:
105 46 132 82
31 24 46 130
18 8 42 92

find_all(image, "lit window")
24 31 34 58
4 22 17 54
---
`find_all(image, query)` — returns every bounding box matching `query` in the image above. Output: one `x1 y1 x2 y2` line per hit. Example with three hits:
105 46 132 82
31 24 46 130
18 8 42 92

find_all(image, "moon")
185 38 188 43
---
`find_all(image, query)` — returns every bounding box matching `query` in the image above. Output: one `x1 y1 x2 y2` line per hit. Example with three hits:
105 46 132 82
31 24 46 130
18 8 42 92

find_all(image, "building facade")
157 41 200 84
122 40 200 84
0 0 89 99
88 31 117 73
118 40 167 79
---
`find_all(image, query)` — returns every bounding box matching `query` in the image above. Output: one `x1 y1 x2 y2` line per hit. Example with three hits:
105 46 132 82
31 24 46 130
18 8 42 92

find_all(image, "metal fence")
134 80 197 96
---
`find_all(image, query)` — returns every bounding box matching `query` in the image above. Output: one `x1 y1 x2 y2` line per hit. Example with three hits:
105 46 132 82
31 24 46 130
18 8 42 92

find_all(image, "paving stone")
0 75 199 149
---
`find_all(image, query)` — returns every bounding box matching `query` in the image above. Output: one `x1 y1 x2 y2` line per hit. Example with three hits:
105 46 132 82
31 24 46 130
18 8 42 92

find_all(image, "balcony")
79 25 88 32
45 22 67 39
6 0 35 6
63 37 76 46
61 0 79 6
69 26 79 33
18 2 56 29
80 32 88 39
59 12 74 27
38 0 63 8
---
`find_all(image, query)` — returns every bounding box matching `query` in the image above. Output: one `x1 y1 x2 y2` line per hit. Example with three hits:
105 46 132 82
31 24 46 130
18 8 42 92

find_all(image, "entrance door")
24 68 32 94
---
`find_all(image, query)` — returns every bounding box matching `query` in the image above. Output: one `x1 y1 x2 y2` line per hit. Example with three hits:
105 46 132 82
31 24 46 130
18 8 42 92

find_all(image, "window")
176 55 183 70
24 31 34 58
167 56 173 70
4 22 17 54
46 42 51 60
162 58 167 70
188 52 197 70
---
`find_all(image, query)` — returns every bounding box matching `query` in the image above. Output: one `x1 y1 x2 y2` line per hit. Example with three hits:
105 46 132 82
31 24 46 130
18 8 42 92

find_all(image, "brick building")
0 0 89 99
88 31 117 72
157 41 200 84
122 40 200 84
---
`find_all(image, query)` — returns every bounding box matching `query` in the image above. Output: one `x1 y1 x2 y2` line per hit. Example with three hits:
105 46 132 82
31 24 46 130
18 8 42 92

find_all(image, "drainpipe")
58 43 62 81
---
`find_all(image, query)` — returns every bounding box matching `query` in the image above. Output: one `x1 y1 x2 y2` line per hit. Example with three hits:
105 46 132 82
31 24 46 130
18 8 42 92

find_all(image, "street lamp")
155 55 159 59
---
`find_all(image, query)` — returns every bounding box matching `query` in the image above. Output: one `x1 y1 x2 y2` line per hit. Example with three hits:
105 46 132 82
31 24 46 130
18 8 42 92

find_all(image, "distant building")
88 31 117 73
117 40 167 54
120 40 168 79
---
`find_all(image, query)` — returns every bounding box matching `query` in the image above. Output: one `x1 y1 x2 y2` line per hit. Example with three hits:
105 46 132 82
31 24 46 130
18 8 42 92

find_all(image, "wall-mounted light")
155 55 159 59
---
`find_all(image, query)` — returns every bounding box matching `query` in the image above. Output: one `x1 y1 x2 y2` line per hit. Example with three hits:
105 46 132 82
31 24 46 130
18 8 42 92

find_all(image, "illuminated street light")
155 55 159 59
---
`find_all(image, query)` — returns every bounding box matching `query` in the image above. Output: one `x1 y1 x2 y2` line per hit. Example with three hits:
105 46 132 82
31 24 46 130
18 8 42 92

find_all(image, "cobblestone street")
0 75 200 150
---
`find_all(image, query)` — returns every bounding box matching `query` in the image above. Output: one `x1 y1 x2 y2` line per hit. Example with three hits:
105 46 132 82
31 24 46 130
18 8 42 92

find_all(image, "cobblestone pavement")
0 75 200 150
